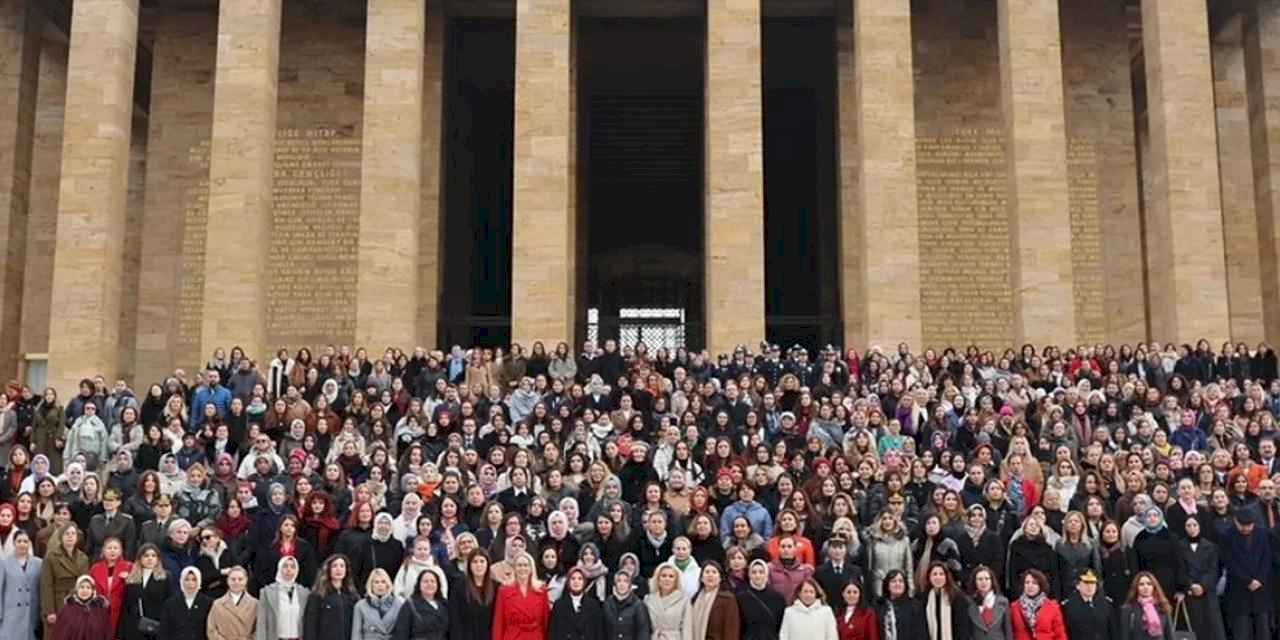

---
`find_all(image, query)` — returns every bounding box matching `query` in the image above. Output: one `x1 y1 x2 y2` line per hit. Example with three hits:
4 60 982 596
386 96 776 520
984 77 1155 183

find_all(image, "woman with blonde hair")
122 543 168 640
646 562 692 640
351 568 402 640
492 552 548 640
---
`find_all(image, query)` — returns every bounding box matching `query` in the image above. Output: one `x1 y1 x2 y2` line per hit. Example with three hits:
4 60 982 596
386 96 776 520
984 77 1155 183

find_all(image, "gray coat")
0 408 17 467
256 582 311 640
352 596 404 640
0 555 44 640
966 595 1012 640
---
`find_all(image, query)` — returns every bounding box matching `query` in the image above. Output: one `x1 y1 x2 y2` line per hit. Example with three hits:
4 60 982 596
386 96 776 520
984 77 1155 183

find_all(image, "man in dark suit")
1062 569 1117 640
1224 509 1273 640
814 536 862 603
88 487 137 557
1259 438 1279 477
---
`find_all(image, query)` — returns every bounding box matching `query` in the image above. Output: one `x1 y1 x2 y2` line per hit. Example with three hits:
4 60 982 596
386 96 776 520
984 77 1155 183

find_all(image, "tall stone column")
847 0 920 349
47 0 138 393
357 0 426 352
1216 14 1264 343
705 0 765 354
200 0 282 364
998 0 1076 345
0 0 41 380
1140 0 1230 344
512 0 576 347
419 1 446 348
1247 0 1280 344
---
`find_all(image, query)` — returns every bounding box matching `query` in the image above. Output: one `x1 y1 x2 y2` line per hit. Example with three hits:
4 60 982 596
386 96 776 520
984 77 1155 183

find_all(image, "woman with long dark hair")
1008 569 1066 640
252 514 318 592
966 565 1011 640
835 580 877 640
549 567 604 640
689 561 740 640
303 554 359 640
449 549 496 640
1118 572 1174 640
920 561 971 640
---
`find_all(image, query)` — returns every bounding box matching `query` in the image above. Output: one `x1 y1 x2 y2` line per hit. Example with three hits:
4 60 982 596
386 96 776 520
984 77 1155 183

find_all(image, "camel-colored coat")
207 592 258 640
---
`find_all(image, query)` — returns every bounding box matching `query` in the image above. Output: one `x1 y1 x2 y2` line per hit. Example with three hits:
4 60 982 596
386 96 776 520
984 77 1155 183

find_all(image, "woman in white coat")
778 578 838 640
0 530 43 640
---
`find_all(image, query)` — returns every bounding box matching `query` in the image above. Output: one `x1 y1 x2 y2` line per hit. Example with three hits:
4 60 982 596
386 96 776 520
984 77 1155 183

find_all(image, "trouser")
1231 613 1270 640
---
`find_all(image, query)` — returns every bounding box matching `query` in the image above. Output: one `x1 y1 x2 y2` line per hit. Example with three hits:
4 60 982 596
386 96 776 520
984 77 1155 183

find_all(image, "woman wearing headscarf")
393 565 449 640
574 542 610 600
40 524 89 638
250 483 293 552
161 566 212 640
686 562 740 640
256 555 310 640
550 566 604 640
122 542 169 640
0 529 42 640
158 455 186 498
1131 506 1187 600
351 513 404 591
353 568 404 640
603 569 651 640
53 575 109 640
64 402 109 472
18 453 53 495
1177 516 1226 640
737 559 786 640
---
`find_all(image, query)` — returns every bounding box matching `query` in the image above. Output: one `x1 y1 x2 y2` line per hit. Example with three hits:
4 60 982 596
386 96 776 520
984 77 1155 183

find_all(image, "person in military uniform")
1061 569 1117 640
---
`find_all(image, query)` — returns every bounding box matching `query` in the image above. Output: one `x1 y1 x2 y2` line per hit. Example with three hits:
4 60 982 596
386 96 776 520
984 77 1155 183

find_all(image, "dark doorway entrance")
763 18 841 351
581 18 706 351
440 19 515 348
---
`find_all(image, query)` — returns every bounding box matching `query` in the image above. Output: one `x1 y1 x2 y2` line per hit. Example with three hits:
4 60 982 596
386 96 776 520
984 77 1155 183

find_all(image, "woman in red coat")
835 581 879 640
55 576 111 640
88 538 133 637
492 552 549 640
1009 569 1067 640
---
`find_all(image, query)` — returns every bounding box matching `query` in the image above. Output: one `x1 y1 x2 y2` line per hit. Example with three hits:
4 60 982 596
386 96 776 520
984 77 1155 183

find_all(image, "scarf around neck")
1018 592 1046 630
1138 596 1162 637
690 590 717 640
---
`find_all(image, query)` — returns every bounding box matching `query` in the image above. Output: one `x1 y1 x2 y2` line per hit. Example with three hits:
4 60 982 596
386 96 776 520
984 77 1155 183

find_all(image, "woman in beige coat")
40 524 89 639
208 567 258 640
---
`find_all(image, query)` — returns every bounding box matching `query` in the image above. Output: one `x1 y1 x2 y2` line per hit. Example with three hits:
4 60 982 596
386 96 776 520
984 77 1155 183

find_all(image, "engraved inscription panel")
916 128 1013 349
174 128 361 357
1067 138 1105 343
268 128 361 347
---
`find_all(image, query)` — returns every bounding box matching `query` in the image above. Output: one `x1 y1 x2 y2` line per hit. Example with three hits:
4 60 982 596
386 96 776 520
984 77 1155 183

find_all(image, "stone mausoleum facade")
0 0 1275 392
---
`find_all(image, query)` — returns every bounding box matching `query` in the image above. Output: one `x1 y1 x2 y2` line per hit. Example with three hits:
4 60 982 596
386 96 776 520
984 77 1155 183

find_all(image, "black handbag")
138 597 161 635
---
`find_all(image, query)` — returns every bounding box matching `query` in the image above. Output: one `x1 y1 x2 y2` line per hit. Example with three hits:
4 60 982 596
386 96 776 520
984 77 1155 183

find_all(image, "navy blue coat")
1222 524 1273 617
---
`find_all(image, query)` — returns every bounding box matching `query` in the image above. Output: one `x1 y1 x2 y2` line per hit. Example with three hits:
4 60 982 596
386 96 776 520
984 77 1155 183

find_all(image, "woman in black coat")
161 567 213 640
736 559 785 640
1178 516 1227 640
602 571 652 640
303 555 361 640
876 570 923 640
121 557 170 640
252 516 319 592
393 567 449 640
1132 507 1187 600
549 567 605 640
1005 519 1059 598
448 549 497 640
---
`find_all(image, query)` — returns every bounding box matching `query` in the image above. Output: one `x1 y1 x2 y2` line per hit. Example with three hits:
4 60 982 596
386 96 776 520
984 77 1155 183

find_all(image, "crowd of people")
0 337 1278 640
